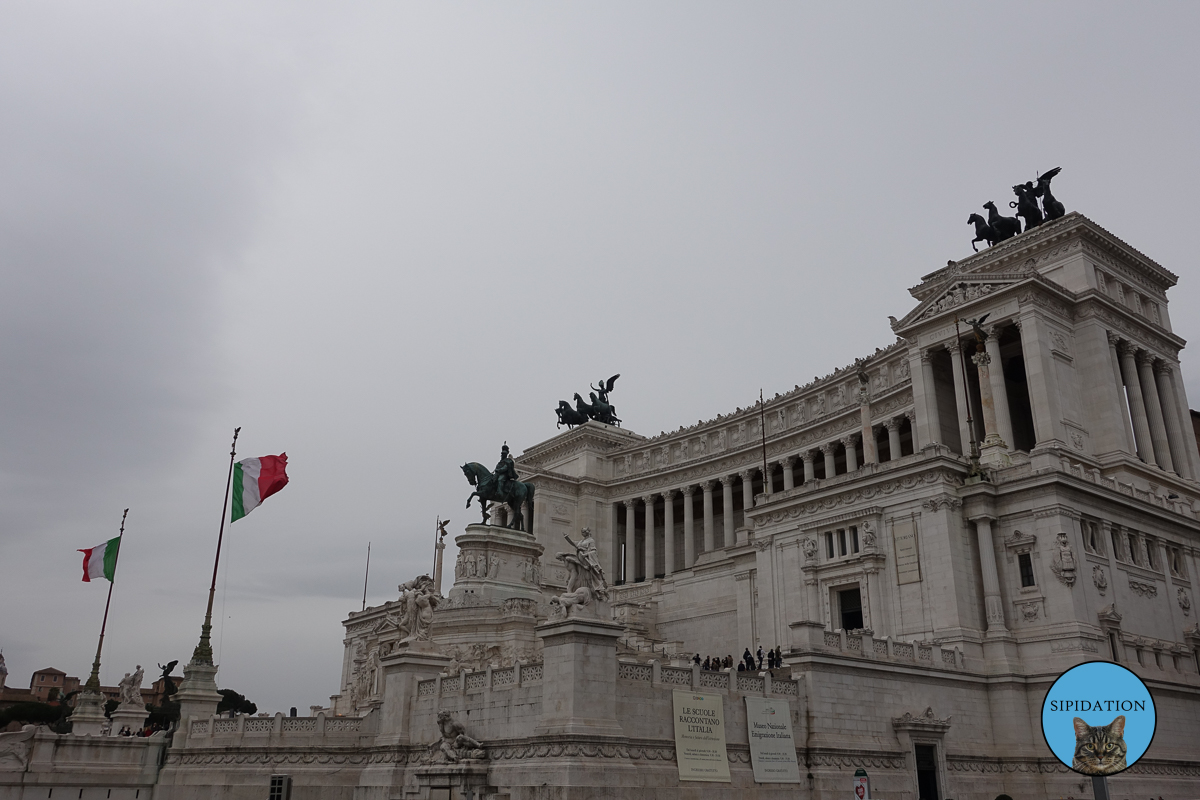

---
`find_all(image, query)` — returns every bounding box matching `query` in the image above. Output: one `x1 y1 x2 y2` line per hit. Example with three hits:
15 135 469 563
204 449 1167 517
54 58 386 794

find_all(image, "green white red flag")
231 453 289 522
79 537 121 582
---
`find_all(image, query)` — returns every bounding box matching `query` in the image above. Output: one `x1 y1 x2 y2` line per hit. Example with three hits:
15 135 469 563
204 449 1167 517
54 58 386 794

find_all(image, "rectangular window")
1111 530 1125 561
1018 553 1035 588
1170 547 1184 577
1135 648 1144 667
838 587 864 631
1127 534 1140 565
825 532 835 559
850 526 859 554
1145 539 1157 570
1109 632 1121 663
268 775 292 800
838 529 847 557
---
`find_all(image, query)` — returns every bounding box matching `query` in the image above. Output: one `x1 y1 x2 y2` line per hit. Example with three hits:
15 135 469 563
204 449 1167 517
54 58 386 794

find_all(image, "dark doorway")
838 587 863 630
915 744 940 800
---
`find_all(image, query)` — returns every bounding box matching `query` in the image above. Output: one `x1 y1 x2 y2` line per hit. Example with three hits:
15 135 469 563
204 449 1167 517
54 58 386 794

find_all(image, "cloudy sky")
3 3 1199 713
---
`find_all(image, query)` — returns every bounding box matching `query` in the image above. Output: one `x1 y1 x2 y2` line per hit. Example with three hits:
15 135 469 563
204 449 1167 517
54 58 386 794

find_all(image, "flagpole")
361 542 371 612
84 508 128 692
191 427 240 666
759 389 769 497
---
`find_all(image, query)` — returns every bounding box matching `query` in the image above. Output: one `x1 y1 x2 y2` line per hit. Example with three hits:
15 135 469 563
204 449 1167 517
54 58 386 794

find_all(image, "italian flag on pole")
231 453 289 522
79 537 120 582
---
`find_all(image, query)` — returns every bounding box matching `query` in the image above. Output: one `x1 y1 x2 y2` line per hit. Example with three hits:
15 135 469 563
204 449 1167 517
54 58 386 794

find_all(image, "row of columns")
614 413 917 584
931 326 1017 458
1110 334 1198 479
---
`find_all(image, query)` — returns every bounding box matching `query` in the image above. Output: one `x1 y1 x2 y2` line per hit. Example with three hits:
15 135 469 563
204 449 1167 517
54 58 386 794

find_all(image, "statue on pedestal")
461 443 536 530
550 528 609 617
395 575 441 642
426 711 486 763
118 666 144 706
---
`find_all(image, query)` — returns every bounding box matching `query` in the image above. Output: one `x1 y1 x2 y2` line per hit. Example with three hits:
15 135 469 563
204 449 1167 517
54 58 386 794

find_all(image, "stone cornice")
1074 294 1186 356
519 421 646 466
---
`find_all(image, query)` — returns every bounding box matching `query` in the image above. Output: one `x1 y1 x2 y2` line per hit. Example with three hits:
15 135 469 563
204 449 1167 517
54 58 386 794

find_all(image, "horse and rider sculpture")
461 443 535 531
555 374 621 429
968 167 1066 252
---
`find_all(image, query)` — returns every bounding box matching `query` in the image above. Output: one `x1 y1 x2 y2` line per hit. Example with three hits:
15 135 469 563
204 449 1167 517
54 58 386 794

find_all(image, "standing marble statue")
550 528 609 617
118 665 144 706
396 575 442 642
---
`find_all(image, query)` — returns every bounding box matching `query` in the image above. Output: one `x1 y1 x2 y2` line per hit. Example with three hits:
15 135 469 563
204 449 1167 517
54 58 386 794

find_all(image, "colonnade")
612 412 917 584
1109 334 1197 479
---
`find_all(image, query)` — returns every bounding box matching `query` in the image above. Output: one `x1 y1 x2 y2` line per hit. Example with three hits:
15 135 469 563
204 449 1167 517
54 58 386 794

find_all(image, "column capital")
782 454 798 467
620 498 635 509
1153 359 1174 377
1135 348 1156 367
681 484 696 498
945 339 963 355
719 474 736 487
701 480 716 492
819 442 837 455
839 434 858 448
801 450 816 464
641 494 657 506
1116 338 1137 358
739 468 755 482
920 349 937 364
1106 330 1121 347
971 350 992 368
886 417 903 432
905 409 916 423
663 488 678 500
986 323 1005 339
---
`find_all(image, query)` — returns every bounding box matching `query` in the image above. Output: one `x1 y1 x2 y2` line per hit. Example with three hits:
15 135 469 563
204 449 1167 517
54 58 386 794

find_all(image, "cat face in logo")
1071 715 1127 775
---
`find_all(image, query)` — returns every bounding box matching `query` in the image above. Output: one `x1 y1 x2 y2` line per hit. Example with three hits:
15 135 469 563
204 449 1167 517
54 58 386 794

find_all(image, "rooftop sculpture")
968 167 1066 251
555 374 621 428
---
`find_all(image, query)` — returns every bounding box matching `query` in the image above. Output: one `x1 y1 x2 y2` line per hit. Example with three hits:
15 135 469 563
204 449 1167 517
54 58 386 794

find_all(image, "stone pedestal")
788 620 828 652
535 614 625 737
173 660 221 745
409 763 493 800
68 690 109 736
378 641 453 744
449 524 545 606
110 702 151 736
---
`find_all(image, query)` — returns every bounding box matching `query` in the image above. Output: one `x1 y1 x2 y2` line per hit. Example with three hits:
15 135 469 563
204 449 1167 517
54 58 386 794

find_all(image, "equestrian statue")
461 443 535 531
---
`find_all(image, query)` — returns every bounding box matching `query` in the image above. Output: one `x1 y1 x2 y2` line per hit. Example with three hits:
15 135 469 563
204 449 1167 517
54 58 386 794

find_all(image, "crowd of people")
692 646 784 672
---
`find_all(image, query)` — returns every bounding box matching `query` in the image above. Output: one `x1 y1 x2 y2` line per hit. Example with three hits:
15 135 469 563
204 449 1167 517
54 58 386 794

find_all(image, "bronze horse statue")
983 201 1021 242
555 399 589 429
461 462 535 530
968 213 997 252
1036 166 1065 220
1010 182 1043 231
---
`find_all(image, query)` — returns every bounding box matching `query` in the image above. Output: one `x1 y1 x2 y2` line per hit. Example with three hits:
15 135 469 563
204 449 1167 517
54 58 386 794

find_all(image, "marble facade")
5 212 1200 799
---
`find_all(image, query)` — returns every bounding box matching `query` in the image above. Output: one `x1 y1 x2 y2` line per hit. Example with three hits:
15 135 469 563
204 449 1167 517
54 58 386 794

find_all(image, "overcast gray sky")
3 2 1199 713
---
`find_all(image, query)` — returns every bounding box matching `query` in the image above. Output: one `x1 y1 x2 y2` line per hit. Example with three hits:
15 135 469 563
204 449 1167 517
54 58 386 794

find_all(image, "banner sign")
672 690 731 782
744 696 801 783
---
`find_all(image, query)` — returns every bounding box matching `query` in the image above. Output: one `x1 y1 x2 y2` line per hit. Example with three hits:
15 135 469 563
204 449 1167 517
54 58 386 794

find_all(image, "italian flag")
79 537 120 582
231 453 289 522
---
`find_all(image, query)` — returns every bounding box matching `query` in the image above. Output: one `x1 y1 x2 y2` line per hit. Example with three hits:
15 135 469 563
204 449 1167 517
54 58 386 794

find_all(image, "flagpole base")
175 660 222 744
68 690 109 736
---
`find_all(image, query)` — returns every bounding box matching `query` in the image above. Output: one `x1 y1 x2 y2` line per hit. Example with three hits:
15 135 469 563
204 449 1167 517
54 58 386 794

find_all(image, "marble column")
781 456 796 490
682 486 696 569
1016 315 1063 447
1155 361 1192 479
984 327 1014 449
721 477 735 549
801 451 816 483
663 490 676 575
972 347 1007 465
821 442 837 478
886 417 903 461
623 500 636 584
907 410 919 450
1107 332 1138 455
841 435 858 472
859 394 878 464
642 494 656 581
762 463 773 495
1165 364 1200 478
702 480 715 553
920 349 942 447
739 469 755 515
947 340 974 455
1117 340 1154 464
971 515 1007 632
1136 349 1173 471
521 501 531 533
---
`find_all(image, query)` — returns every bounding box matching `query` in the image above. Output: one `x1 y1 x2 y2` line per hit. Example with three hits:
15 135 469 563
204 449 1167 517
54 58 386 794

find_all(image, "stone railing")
189 711 369 745
616 658 801 698
1059 457 1197 518
793 625 964 670
416 662 544 699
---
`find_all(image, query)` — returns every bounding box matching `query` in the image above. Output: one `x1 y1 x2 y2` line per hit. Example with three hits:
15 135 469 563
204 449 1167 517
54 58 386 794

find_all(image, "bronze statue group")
969 167 1066 252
